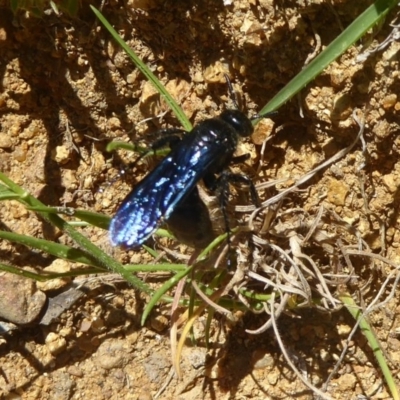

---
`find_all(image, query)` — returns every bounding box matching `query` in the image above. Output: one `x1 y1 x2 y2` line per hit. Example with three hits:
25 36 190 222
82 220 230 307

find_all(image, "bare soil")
1 1 400 399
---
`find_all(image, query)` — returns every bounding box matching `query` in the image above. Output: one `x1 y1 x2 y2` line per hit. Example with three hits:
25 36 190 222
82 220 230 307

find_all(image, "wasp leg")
231 153 250 164
204 170 259 268
223 172 260 207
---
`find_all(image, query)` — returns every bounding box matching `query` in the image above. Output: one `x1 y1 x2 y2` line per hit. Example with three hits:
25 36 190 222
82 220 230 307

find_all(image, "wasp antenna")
224 73 240 110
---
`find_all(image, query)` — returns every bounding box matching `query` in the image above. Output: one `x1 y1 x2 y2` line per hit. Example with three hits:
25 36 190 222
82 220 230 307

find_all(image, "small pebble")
0 274 46 324
45 332 67 355
0 132 13 149
52 145 71 164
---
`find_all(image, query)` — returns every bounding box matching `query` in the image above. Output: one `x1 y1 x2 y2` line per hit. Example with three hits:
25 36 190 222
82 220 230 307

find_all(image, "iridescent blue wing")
109 123 228 248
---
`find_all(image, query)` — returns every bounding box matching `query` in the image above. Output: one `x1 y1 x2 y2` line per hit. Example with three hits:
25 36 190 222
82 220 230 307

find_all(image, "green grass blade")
0 262 102 281
26 206 111 230
259 0 398 115
67 209 110 229
154 228 175 239
196 228 238 262
0 183 21 200
341 293 399 400
0 171 152 294
106 141 147 153
0 230 106 269
141 265 194 325
142 244 160 259
123 263 186 272
90 5 192 131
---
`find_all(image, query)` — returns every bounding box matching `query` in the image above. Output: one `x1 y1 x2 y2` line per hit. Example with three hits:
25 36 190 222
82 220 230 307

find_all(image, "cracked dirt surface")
1 1 400 399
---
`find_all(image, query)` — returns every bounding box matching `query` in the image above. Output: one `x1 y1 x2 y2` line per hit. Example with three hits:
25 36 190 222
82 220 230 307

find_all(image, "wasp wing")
109 127 225 248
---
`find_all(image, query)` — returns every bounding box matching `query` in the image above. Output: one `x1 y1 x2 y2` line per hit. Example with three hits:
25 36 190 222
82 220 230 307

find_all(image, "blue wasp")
110 96 265 249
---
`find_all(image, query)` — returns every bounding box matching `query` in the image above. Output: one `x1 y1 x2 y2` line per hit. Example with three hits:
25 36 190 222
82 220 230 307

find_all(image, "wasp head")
220 109 254 138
